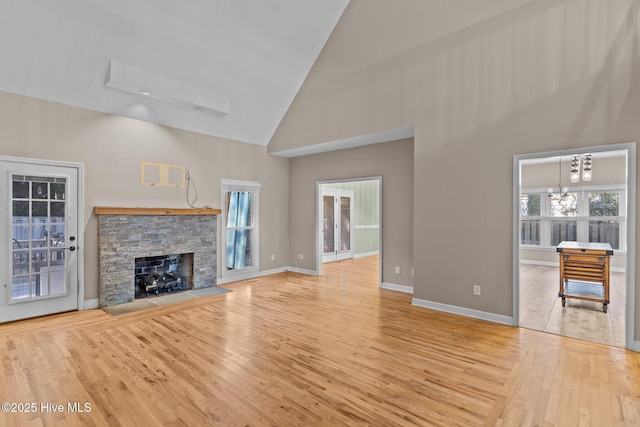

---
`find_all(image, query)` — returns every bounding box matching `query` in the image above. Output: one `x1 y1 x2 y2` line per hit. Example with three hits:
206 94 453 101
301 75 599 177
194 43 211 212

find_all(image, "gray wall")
270 0 640 332
0 91 290 301
289 139 414 286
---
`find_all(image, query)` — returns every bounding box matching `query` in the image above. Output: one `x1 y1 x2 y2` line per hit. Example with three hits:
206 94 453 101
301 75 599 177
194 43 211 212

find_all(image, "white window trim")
220 179 260 281
520 184 626 252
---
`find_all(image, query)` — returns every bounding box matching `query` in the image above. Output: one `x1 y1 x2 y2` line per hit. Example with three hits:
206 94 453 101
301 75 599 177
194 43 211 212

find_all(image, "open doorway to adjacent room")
514 144 636 349
316 177 382 285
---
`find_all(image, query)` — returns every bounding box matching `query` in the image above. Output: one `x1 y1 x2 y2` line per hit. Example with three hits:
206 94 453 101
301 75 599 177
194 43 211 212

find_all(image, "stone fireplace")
95 207 219 307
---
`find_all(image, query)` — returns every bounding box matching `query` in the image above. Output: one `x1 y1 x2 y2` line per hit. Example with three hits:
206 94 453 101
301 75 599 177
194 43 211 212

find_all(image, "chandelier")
548 153 593 201
547 157 569 200
570 153 592 182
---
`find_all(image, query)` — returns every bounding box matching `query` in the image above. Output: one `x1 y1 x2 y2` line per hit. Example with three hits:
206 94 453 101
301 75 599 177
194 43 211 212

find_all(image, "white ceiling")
0 0 349 145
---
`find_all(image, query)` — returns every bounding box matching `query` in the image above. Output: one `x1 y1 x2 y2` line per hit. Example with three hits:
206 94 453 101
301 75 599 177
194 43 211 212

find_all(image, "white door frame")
0 155 85 321
316 177 383 286
512 143 636 351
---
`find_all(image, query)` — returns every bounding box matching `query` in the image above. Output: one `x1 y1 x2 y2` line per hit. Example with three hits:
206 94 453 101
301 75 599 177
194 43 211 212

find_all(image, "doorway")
0 157 83 323
322 188 354 263
513 143 636 349
317 178 382 284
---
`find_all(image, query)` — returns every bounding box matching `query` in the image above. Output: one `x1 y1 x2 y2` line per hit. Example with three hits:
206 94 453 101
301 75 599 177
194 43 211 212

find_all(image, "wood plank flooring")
520 263 626 347
1 256 640 426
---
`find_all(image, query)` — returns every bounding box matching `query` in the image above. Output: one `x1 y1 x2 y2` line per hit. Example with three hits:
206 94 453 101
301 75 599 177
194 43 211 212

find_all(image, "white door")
0 159 80 323
322 189 354 263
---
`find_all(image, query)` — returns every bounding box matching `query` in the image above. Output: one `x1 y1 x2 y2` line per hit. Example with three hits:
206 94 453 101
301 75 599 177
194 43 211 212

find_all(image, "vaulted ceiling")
0 1 543 148
0 0 348 145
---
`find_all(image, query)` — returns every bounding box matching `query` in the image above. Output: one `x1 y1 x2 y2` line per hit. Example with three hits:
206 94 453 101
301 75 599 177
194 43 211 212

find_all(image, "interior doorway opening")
321 188 354 263
513 143 636 350
317 177 382 286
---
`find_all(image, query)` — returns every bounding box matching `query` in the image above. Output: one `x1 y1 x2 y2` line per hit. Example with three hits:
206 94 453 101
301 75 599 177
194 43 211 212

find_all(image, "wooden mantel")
94 207 221 216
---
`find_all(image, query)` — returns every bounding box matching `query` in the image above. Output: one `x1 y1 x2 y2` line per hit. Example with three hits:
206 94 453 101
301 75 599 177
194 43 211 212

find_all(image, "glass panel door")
1 159 79 323
323 195 335 261
336 193 353 261
11 175 68 300
340 196 351 252
322 188 354 263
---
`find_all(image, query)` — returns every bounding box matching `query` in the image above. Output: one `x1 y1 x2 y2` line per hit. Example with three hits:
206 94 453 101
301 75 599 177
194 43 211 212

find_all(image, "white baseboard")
216 266 321 284
83 298 99 310
217 267 288 285
411 297 514 326
287 267 319 276
354 251 379 259
381 282 413 294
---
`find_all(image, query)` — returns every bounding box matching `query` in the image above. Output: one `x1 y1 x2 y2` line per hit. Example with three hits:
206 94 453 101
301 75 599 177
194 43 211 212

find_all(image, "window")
520 194 540 245
221 180 260 277
520 187 625 251
588 192 620 248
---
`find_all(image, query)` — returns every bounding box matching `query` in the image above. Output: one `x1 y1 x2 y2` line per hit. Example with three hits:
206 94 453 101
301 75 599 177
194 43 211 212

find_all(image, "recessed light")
138 90 151 96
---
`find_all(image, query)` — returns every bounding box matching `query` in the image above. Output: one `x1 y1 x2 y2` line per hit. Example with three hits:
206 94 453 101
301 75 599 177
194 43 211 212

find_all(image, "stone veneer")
98 213 217 307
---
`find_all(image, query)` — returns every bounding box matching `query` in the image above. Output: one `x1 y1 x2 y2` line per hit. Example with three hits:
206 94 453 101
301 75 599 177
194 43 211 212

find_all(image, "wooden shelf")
94 207 221 216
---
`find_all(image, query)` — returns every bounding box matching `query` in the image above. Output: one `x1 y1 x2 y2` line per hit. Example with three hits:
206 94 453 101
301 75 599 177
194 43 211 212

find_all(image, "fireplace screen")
134 253 193 298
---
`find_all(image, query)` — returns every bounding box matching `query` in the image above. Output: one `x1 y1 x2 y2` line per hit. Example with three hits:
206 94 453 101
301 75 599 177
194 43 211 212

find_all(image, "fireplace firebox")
135 253 194 298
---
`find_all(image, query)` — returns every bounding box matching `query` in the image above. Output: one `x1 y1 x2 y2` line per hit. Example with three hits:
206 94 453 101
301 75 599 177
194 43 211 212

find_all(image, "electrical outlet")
271 254 275 261
298 253 304 260
411 268 414 276
473 285 481 296
395 266 401 274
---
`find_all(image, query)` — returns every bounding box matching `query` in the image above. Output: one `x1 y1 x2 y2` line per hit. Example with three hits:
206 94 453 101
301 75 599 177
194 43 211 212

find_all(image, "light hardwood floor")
520 263 626 347
1 256 640 426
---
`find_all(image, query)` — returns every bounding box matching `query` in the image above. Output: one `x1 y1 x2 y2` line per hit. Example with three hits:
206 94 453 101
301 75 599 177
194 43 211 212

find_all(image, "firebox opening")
135 253 194 299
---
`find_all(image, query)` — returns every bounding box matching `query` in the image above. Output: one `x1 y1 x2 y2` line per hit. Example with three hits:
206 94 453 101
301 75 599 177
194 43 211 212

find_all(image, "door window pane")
51 201 65 217
323 195 335 254
12 181 29 198
50 182 65 200
32 201 48 218
32 182 48 199
12 200 29 217
340 197 350 251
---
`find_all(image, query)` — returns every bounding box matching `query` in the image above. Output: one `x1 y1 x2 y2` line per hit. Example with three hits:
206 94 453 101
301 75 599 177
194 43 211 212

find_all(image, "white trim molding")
411 298 514 326
287 267 319 276
381 282 413 294
216 266 320 285
354 251 379 259
84 299 100 310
